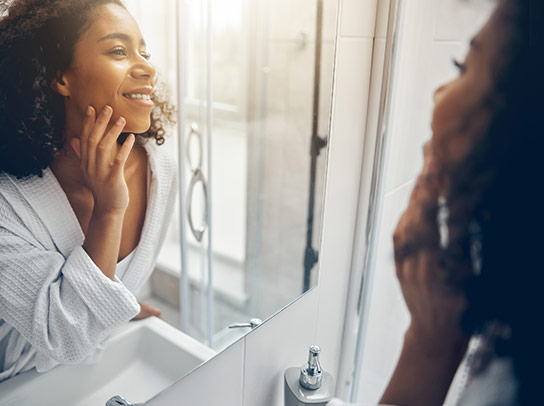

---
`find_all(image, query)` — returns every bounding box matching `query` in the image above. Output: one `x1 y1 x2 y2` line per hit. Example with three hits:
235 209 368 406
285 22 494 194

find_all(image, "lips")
123 93 151 100
122 87 154 108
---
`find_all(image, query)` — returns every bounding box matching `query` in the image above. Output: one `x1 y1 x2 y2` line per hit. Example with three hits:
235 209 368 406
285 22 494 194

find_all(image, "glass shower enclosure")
128 0 334 351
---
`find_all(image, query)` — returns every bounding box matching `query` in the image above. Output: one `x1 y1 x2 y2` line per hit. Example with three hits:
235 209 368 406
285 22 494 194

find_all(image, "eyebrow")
98 32 146 47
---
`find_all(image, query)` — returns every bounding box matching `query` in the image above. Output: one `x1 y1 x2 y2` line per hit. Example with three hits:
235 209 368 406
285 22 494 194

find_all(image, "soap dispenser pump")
284 345 334 406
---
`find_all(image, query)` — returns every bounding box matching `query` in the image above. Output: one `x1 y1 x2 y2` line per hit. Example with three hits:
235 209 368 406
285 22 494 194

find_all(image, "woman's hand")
132 301 162 320
381 141 469 406
68 105 136 280
69 105 135 214
393 141 467 349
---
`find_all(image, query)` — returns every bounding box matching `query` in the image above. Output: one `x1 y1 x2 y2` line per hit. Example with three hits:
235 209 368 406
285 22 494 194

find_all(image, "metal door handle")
186 168 209 242
185 122 209 242
228 318 262 329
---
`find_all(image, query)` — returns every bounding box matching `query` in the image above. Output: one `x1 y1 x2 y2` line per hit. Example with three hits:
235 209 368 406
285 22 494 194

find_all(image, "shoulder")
0 172 36 243
459 355 519 406
0 170 47 231
0 171 22 215
0 171 12 191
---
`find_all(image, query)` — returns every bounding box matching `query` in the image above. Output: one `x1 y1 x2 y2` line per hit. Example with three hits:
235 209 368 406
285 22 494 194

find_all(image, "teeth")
124 93 151 100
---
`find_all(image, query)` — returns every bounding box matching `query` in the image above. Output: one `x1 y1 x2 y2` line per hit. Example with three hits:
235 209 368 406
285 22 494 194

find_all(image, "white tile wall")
243 289 319 406
433 0 495 41
146 338 245 406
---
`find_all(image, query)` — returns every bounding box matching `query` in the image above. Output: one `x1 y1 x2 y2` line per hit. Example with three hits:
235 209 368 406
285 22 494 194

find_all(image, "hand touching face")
393 141 468 346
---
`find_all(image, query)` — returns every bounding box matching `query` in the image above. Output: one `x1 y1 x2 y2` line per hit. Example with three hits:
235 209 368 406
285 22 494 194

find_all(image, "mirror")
0 0 337 403
125 0 338 364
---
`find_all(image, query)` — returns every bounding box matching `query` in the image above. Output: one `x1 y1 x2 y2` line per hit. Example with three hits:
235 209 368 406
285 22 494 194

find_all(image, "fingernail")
86 106 93 116
117 116 126 126
103 105 112 114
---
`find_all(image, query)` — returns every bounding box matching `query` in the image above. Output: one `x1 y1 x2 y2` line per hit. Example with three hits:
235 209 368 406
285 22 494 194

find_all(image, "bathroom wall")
145 0 379 404
354 0 495 404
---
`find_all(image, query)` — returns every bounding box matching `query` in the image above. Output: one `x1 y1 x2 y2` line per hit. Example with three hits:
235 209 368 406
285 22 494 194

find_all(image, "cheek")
431 87 491 166
70 65 122 107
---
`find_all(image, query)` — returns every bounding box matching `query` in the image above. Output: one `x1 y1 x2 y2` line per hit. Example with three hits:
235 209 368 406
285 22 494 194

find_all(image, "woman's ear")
50 72 70 97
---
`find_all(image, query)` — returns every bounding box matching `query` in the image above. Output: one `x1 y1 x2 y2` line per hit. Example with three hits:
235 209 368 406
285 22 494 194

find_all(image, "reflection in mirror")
0 0 338 403
127 0 339 352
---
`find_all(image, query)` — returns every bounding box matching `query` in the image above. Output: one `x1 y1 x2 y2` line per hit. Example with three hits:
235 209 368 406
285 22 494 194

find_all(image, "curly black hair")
434 0 544 403
0 0 175 179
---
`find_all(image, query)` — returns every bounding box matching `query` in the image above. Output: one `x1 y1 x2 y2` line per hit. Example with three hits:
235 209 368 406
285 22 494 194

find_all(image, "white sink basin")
0 317 216 406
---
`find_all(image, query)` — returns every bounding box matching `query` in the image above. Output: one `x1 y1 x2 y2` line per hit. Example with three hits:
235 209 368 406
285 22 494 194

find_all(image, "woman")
0 0 176 382
382 0 542 404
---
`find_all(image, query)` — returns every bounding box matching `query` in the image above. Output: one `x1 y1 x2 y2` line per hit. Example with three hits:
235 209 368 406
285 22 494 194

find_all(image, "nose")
433 84 446 105
433 80 452 105
130 58 156 83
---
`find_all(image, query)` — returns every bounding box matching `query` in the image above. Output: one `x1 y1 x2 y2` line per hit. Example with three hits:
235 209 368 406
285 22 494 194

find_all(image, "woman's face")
430 3 511 170
58 3 156 136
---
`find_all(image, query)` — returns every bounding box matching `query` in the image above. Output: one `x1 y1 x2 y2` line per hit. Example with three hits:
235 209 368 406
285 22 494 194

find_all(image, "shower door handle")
228 318 263 329
185 122 209 242
186 168 209 242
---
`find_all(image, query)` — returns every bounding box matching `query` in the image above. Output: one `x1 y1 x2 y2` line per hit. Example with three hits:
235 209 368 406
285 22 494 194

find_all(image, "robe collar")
6 138 164 292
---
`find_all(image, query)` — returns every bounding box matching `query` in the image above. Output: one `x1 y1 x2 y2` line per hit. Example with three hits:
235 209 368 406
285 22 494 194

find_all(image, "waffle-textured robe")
0 138 177 382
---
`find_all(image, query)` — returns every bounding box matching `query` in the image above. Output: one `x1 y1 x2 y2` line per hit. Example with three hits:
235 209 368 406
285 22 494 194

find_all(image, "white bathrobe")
0 137 178 382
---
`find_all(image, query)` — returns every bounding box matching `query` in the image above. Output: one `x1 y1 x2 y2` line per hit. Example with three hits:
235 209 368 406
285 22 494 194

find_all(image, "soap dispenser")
284 345 334 406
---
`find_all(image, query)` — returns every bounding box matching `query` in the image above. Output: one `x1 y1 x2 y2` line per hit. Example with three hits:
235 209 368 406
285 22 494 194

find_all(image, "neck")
49 143 88 192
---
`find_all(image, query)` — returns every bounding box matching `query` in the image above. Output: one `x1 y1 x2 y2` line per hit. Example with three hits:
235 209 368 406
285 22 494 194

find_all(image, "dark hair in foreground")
437 0 544 403
0 0 175 178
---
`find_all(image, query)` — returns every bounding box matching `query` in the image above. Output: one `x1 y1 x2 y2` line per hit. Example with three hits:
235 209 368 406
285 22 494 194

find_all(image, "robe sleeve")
0 226 140 364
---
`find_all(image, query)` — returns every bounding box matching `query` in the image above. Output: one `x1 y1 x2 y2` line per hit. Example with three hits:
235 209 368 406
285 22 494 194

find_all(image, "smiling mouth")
123 93 151 100
122 93 154 108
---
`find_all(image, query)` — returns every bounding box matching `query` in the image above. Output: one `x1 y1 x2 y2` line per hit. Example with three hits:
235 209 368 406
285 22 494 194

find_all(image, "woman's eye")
452 58 467 74
110 47 127 57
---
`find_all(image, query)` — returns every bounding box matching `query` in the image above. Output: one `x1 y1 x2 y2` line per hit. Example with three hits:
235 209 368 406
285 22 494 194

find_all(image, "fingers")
410 155 439 207
111 133 135 177
96 116 126 170
151 307 162 319
79 106 95 169
80 105 132 177
393 146 442 267
132 302 162 320
86 105 113 172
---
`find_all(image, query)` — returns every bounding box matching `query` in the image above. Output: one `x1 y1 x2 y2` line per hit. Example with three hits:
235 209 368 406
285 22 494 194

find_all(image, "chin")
125 118 151 134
